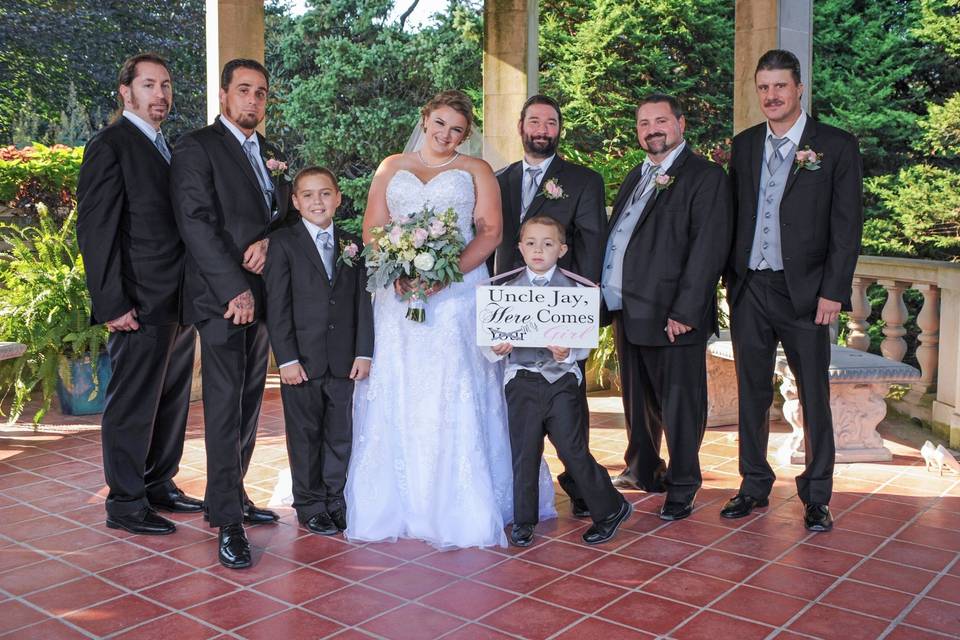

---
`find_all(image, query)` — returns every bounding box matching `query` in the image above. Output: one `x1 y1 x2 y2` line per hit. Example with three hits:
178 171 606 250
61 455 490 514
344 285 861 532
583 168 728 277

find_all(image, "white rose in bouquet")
413 252 436 271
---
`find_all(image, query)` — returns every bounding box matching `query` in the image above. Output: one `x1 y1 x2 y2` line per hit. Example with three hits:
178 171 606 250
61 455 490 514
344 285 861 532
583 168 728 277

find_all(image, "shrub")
0 144 83 214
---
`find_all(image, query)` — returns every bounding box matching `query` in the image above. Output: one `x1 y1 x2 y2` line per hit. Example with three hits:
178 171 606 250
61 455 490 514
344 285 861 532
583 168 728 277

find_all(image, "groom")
171 58 295 568
492 94 607 518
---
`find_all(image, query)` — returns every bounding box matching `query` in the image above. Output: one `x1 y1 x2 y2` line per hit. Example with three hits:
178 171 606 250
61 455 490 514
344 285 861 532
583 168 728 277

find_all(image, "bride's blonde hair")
420 90 474 140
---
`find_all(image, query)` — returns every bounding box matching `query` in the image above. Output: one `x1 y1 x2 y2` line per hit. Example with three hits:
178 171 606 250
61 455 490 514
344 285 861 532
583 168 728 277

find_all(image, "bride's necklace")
417 150 460 168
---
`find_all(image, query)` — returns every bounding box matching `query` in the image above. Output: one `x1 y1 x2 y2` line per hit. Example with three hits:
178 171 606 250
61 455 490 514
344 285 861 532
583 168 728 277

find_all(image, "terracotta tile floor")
1 378 959 639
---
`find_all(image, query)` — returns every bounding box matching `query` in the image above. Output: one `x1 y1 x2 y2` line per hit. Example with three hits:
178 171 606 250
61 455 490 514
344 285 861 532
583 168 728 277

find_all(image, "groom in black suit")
601 94 731 519
492 95 607 518
171 59 295 568
723 50 863 531
77 53 201 536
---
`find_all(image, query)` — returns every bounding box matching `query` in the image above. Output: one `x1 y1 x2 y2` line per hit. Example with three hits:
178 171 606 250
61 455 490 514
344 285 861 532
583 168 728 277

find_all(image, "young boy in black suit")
264 166 374 535
487 216 630 547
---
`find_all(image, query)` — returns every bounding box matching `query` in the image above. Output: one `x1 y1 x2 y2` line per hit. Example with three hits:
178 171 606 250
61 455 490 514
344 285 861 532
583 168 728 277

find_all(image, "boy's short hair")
519 215 566 243
293 166 339 193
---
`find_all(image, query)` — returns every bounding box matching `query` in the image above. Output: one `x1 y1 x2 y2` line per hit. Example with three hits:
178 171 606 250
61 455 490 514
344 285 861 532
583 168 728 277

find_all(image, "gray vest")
601 176 656 310
748 143 796 271
506 270 581 384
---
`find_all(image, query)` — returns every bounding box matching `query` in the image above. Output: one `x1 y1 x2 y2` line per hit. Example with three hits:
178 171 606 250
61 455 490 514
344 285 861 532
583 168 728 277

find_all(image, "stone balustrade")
846 255 960 446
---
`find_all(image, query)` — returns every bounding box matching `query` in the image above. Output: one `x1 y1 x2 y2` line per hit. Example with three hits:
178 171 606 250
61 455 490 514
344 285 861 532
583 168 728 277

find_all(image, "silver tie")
630 163 658 205
243 139 274 208
532 275 549 287
521 166 542 220
767 135 790 174
154 131 171 164
317 230 334 281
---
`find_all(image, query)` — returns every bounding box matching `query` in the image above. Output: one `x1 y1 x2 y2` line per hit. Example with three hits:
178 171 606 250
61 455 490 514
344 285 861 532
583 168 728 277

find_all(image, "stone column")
734 0 813 134
205 0 265 127
483 0 538 171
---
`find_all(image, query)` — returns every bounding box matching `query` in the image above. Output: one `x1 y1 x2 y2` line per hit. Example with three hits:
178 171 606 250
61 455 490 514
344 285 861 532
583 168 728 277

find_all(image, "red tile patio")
1 378 959 639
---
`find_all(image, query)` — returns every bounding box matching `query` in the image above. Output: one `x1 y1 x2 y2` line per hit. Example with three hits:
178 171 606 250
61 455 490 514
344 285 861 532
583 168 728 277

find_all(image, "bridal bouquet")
362 206 465 322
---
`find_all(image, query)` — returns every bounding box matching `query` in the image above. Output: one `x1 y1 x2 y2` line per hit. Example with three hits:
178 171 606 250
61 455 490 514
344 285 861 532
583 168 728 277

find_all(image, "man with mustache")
723 50 862 531
171 58 295 568
601 94 731 519
492 94 607 518
77 53 202 535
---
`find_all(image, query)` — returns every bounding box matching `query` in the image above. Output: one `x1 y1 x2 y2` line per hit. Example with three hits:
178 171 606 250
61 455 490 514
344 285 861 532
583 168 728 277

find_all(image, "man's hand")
105 308 139 333
279 362 308 385
242 238 269 274
815 296 842 325
665 318 692 344
547 345 570 362
224 289 255 325
350 358 371 381
491 342 513 356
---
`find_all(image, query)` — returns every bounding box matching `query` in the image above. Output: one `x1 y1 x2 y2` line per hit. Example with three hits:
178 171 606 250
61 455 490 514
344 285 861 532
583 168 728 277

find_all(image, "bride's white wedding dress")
344 168 556 548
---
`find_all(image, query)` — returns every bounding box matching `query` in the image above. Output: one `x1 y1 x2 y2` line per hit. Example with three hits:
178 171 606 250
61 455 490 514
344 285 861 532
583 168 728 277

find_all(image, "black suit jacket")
170 116 297 325
726 117 863 317
263 223 373 379
493 156 606 283
77 117 183 325
605 145 732 347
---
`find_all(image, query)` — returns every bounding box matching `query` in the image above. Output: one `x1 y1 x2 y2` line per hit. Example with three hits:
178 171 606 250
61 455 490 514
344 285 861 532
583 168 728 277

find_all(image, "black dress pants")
506 371 622 526
196 318 270 527
556 359 590 504
731 270 834 504
612 313 707 501
101 323 196 517
280 373 354 523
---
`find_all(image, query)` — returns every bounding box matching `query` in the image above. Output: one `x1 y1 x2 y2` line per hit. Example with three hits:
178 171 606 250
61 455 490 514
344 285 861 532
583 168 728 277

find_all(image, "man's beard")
130 95 168 124
522 133 558 158
226 104 261 129
642 133 674 155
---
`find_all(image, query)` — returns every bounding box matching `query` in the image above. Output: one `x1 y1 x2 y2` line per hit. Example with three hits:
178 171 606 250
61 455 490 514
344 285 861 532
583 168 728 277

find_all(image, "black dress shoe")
804 503 833 532
720 494 769 519
243 503 279 524
219 524 251 569
148 488 203 513
611 474 640 490
659 499 694 521
583 499 632 545
329 507 347 532
305 512 339 536
510 523 535 547
106 508 176 535
570 498 590 518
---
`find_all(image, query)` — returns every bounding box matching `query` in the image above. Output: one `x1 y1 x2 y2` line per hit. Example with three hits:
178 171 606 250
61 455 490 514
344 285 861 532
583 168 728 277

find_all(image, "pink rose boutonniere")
265 158 288 178
338 240 360 267
653 174 675 192
540 177 567 200
794 147 823 174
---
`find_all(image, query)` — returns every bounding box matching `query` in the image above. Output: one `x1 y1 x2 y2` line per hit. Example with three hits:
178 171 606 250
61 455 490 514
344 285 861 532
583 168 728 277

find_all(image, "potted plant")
0 203 109 422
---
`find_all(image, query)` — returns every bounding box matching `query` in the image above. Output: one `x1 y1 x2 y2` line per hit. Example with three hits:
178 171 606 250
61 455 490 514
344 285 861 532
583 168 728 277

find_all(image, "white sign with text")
475 285 600 348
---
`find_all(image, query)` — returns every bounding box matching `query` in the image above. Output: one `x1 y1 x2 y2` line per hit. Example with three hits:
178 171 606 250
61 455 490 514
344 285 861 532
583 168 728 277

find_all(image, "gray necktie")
243 139 274 208
521 166 542 220
630 163 658 205
154 131 171 164
532 275 549 287
316 230 334 281
767 135 790 174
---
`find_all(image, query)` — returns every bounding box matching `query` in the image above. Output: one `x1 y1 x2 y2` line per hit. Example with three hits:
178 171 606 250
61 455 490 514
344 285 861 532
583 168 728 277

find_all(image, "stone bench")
0 342 26 361
706 335 783 426
775 345 920 463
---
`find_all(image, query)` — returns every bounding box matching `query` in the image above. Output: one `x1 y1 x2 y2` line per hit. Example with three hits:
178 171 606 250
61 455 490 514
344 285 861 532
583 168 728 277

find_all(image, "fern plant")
0 203 107 422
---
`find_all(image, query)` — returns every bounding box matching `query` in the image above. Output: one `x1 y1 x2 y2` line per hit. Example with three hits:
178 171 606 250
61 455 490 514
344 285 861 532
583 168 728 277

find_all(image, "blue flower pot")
56 352 112 416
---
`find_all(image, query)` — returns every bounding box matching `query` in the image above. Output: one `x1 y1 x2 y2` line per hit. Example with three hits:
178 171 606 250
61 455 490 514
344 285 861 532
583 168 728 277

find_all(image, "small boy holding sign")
486 217 630 547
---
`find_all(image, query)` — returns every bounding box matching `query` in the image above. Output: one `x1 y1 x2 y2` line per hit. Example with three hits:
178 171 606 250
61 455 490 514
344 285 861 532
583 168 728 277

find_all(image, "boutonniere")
653 174 675 192
794 147 822 174
539 177 567 200
263 149 290 179
338 240 360 267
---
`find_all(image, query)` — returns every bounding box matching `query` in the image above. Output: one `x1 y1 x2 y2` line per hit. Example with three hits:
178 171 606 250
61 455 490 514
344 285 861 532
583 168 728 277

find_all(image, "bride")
345 90 556 548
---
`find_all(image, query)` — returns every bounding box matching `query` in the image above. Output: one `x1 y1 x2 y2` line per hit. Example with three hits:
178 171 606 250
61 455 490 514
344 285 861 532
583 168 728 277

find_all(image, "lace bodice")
386 169 477 243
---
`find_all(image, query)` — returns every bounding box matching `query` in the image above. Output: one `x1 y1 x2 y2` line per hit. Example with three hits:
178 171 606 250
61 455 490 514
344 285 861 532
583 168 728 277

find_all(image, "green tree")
538 0 734 156
267 0 482 214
